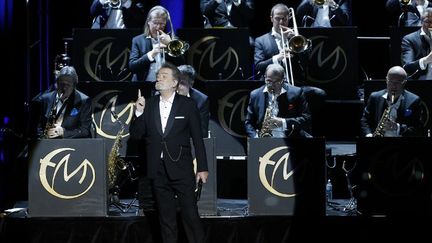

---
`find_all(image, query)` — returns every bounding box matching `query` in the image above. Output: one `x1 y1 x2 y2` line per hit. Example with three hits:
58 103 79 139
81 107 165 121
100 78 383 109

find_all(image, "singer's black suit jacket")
129 93 208 180
401 29 430 79
360 89 423 137
296 0 351 27
245 84 311 138
129 34 184 81
35 90 92 138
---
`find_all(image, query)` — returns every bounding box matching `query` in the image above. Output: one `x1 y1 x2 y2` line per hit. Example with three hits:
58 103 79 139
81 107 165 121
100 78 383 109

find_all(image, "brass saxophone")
107 121 128 189
42 93 63 139
259 97 276 138
373 93 395 137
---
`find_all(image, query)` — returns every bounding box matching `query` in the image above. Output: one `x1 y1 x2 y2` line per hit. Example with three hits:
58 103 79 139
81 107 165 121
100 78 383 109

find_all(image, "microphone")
407 69 419 79
238 67 244 79
246 70 261 80
302 15 315 27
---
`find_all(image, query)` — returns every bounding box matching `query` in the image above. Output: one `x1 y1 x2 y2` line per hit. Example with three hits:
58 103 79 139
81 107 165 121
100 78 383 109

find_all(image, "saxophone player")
361 66 424 137
245 63 312 138
34 66 92 139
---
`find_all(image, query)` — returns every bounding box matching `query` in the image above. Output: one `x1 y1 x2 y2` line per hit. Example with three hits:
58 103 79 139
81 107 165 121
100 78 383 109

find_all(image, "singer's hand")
135 89 145 113
196 171 208 184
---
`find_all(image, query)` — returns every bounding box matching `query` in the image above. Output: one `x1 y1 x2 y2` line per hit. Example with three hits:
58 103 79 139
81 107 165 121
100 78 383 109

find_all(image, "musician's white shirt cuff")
366 133 373 137
272 55 279 64
135 110 143 117
419 57 427 70
147 52 155 62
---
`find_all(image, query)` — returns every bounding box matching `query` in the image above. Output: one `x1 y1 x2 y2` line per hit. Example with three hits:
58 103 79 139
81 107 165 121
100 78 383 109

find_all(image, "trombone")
280 7 312 86
158 10 190 62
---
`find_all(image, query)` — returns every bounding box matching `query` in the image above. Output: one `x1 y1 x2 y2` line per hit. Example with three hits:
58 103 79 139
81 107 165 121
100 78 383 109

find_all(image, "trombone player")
129 5 185 82
361 66 423 137
254 3 326 136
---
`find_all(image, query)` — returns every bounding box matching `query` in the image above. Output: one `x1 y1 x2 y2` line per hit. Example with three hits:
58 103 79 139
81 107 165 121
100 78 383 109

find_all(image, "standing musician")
296 0 351 27
129 5 184 82
34 66 92 139
361 66 423 137
200 0 254 28
401 7 432 79
254 3 326 136
245 63 311 138
90 0 149 29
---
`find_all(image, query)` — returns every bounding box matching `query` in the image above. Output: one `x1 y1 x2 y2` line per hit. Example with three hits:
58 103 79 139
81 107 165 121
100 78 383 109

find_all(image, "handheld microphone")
195 179 203 201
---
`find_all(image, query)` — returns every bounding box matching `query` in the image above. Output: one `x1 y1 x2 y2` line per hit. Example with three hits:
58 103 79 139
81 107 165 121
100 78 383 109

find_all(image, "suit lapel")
163 94 179 137
268 34 279 54
153 97 163 136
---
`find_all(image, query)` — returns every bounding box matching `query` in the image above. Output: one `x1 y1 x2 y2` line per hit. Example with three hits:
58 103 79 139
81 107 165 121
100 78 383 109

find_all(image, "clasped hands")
46 124 64 138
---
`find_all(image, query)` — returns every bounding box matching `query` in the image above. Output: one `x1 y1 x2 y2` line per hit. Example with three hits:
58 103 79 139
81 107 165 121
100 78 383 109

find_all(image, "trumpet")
108 0 121 8
280 7 312 86
400 0 411 6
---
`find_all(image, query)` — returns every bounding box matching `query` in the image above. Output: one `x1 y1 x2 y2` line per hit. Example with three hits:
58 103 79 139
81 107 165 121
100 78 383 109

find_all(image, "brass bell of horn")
167 39 190 57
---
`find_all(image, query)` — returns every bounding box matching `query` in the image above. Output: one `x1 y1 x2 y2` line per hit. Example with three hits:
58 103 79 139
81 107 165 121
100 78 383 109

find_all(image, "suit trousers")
153 160 204 243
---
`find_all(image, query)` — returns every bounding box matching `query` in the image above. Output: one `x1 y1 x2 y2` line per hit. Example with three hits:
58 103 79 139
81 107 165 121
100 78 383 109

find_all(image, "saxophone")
259 97 276 138
107 123 128 189
373 93 395 137
42 92 63 139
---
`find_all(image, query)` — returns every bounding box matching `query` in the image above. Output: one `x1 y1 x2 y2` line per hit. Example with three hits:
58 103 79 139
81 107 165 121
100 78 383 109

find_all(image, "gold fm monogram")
84 37 131 81
309 36 347 83
217 89 249 137
39 148 96 199
258 146 296 197
188 36 239 81
92 90 134 139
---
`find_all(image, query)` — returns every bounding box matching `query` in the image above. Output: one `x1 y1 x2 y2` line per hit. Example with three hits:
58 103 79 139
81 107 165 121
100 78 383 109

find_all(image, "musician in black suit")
34 66 92 139
200 0 254 28
245 63 311 138
129 62 208 243
129 5 183 82
90 0 149 29
177 65 210 137
386 0 432 27
296 0 351 27
361 66 423 137
254 3 325 135
401 7 432 79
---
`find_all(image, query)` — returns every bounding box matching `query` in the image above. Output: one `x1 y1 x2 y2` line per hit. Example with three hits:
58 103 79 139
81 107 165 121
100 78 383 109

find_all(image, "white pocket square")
175 116 185 119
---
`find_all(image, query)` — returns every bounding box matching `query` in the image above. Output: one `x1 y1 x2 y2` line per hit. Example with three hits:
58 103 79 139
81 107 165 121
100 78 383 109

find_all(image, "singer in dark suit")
129 62 208 243
129 5 183 81
361 66 423 137
245 64 311 138
34 66 92 139
296 0 351 27
401 8 432 79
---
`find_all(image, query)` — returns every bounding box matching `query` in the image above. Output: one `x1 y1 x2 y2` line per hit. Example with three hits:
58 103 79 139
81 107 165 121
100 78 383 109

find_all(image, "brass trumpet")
314 0 326 6
400 0 411 6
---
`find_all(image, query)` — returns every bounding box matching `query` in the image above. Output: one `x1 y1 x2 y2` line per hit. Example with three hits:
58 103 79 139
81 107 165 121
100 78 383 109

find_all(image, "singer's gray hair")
56 66 78 85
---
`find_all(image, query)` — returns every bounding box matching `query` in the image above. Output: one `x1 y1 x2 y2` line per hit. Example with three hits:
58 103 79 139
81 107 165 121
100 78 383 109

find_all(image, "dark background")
0 0 407 209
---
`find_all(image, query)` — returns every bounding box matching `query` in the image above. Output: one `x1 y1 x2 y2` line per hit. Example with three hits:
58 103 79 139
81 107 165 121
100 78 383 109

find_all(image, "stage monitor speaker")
28 139 108 217
355 137 432 216
247 137 326 216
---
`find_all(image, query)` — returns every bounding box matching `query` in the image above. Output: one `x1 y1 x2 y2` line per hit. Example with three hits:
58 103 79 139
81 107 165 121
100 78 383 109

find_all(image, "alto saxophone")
373 93 395 137
259 97 276 138
107 119 128 189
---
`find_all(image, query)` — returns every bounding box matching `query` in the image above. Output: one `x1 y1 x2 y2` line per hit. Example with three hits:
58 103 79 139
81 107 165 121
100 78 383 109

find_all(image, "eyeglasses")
386 79 406 85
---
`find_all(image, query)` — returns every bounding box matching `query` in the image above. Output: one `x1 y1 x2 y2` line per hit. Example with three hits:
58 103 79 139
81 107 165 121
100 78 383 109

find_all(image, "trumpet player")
296 0 351 27
254 3 326 136
129 5 184 82
90 0 148 29
245 64 311 138
386 0 432 26
34 66 92 139
361 66 423 137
